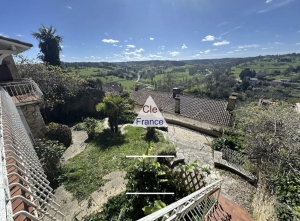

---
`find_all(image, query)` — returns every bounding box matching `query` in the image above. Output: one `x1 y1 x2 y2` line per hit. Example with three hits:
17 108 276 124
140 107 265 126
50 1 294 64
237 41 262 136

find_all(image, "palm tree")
96 95 133 133
32 25 63 66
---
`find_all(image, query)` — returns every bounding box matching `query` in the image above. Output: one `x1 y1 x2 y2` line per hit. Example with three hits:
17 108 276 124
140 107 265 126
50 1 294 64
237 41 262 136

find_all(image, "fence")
214 146 257 181
0 79 43 105
137 180 222 221
0 88 64 221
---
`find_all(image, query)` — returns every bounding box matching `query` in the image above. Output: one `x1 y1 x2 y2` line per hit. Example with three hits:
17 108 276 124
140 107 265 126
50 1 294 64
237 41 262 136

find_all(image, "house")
102 81 123 94
131 89 236 136
245 76 259 85
271 79 283 86
0 36 63 220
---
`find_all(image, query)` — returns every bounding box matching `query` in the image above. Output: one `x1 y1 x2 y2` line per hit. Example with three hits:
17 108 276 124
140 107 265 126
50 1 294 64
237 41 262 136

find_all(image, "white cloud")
233 26 241 30
157 52 162 54
124 40 128 42
213 40 230 46
274 42 283 45
126 44 135 48
0 33 9 37
148 54 162 58
227 49 241 53
90 56 95 59
182 44 188 49
61 55 66 57
105 32 109 36
258 0 295 13
216 22 228 27
262 48 268 50
125 49 129 51
135 48 145 53
220 32 229 36
67 6 72 9
238 44 260 49
112 44 118 46
202 35 215 41
169 51 180 56
16 34 24 37
266 0 272 3
150 37 154 40
60 44 64 48
296 43 300 45
102 39 119 43
204 49 211 54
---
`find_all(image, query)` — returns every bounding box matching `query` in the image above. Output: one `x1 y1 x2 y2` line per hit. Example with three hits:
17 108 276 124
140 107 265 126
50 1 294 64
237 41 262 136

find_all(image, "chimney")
231 92 238 98
175 95 180 114
226 95 237 111
172 88 181 98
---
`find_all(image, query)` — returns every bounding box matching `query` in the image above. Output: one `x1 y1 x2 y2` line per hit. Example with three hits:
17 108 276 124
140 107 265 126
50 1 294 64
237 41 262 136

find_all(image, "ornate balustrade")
0 79 43 105
138 180 222 221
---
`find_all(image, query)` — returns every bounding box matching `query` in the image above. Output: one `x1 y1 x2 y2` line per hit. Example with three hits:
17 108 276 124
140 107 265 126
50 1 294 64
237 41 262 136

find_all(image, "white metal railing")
0 88 64 220
0 79 43 105
138 180 222 221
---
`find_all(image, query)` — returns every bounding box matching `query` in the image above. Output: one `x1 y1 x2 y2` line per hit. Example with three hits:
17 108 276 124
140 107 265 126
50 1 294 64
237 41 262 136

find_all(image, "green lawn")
62 124 175 201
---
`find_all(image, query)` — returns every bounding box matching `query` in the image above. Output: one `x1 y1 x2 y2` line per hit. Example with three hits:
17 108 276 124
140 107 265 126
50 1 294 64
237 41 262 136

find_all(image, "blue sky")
1 0 300 62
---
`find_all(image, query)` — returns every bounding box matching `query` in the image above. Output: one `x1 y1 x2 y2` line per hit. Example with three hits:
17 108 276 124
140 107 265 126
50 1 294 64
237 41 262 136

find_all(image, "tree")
32 24 63 66
239 68 256 80
236 102 300 214
96 94 133 133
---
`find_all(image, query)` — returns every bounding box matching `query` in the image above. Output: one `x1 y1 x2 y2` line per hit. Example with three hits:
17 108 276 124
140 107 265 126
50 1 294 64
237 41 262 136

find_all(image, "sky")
1 0 300 62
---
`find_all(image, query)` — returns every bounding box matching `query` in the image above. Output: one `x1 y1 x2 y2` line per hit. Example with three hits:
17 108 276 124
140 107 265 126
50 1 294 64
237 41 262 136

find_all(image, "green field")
231 57 300 78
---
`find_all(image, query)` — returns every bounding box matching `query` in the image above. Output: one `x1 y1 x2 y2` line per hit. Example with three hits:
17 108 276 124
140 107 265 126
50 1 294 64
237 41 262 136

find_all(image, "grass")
62 124 175 201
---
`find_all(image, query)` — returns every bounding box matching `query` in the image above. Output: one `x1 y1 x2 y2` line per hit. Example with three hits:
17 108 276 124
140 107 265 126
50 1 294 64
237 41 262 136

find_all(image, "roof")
131 91 232 126
249 78 258 81
0 88 63 220
0 35 33 47
102 81 123 93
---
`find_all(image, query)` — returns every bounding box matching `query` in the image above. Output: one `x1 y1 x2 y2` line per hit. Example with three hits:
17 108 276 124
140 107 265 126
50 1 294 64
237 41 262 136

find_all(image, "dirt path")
54 172 127 220
62 129 88 163
55 127 128 220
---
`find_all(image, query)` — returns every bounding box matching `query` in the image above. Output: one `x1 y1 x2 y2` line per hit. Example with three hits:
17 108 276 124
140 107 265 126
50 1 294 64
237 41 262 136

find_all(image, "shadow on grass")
92 128 126 149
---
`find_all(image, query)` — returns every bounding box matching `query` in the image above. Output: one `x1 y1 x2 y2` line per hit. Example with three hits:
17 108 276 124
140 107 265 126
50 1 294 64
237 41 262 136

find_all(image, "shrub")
155 143 176 166
84 117 98 139
46 123 72 147
211 135 242 151
119 112 136 124
144 128 159 142
73 122 86 131
34 139 66 188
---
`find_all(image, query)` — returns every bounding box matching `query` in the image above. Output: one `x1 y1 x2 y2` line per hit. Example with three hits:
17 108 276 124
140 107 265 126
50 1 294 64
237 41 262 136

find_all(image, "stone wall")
20 103 46 139
134 105 225 137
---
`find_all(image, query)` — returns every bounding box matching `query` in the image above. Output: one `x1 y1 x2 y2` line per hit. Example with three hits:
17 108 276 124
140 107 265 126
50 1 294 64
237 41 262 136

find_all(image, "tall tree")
32 25 63 66
96 94 133 133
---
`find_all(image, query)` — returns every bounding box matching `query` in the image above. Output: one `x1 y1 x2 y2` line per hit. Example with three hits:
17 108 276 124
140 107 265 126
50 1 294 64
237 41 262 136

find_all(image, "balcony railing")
0 80 43 105
0 88 64 220
137 180 222 221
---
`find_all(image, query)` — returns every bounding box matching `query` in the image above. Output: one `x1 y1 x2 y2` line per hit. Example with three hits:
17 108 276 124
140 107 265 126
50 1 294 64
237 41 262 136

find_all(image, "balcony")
0 79 43 106
138 180 222 221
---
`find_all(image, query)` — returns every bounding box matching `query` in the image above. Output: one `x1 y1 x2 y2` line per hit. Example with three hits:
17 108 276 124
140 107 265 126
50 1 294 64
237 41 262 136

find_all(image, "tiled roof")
0 88 64 221
131 91 232 126
0 36 33 47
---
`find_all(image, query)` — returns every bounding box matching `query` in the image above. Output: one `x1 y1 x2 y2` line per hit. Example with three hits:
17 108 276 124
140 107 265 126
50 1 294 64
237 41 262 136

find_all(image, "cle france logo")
133 96 168 127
